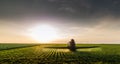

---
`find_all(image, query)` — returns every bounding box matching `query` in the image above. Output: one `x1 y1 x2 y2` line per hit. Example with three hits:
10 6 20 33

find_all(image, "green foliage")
0 44 120 64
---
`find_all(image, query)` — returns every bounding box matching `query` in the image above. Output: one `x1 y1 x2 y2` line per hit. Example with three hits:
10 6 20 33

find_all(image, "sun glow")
28 24 59 43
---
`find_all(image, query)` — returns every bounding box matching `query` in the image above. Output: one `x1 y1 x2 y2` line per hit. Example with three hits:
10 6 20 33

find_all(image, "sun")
28 24 58 43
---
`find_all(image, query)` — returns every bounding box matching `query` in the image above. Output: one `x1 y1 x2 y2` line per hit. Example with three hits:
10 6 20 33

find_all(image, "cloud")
73 17 120 43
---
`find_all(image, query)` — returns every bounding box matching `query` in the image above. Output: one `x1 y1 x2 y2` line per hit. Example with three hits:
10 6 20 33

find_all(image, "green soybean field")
0 44 120 64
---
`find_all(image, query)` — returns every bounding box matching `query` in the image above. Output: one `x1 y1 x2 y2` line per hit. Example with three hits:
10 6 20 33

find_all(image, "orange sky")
0 18 120 44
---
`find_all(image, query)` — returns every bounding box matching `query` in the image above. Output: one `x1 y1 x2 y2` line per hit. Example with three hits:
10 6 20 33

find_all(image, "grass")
0 44 120 64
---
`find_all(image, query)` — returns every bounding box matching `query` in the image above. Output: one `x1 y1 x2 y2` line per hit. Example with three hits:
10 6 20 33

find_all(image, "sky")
0 0 120 44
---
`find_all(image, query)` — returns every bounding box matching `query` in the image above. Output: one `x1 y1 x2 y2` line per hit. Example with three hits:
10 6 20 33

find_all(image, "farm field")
0 44 120 64
0 43 38 51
